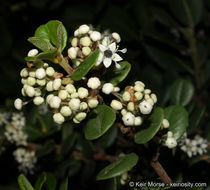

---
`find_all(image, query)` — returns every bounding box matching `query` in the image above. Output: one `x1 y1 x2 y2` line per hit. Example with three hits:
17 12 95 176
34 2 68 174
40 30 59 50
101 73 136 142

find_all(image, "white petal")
109 42 116 52
95 53 103 66
103 58 112 68
115 63 121 69
118 48 127 53
99 44 107 52
113 53 123 62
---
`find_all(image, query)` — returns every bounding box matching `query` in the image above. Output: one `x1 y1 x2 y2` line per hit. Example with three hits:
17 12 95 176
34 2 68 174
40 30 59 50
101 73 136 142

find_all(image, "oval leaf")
72 50 99 81
35 172 46 190
18 174 34 190
45 173 57 190
134 107 164 144
85 105 116 140
28 37 53 51
170 79 194 106
164 105 188 140
96 153 139 180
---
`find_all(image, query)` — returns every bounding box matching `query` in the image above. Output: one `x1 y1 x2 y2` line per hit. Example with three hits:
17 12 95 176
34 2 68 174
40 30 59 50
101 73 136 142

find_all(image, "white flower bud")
71 92 79 98
68 47 77 59
35 68 46 79
29 71 36 77
90 31 101 41
147 98 154 106
33 96 44 105
46 81 54 91
75 60 81 66
82 47 91 56
21 88 26 96
144 89 151 94
53 113 65 124
121 109 127 116
134 116 142 126
122 112 135 126
58 90 68 100
78 24 90 35
134 92 143 100
27 49 38 57
144 94 150 100
135 81 145 87
73 118 80 123
14 98 23 110
60 106 72 117
75 112 87 122
162 119 170 128
35 88 41 96
46 94 54 104
88 98 99 108
46 67 55 76
80 102 88 111
80 37 91 47
139 100 153 114
151 93 157 103
21 78 27 84
78 87 89 99
122 92 131 101
102 83 114 94
53 78 62 90
165 137 177 149
113 87 120 92
43 63 49 68
134 84 144 92
20 68 28 78
71 38 78 47
167 131 173 138
49 96 61 109
65 84 76 94
87 77 101 89
26 77 36 86
69 98 80 111
74 29 79 37
37 79 46 86
112 32 121 43
110 100 122 110
25 86 35 97
127 102 135 112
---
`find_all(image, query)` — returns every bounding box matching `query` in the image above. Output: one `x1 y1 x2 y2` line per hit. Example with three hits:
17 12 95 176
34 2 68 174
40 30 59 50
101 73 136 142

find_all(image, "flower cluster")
13 148 37 174
109 81 157 126
179 134 208 158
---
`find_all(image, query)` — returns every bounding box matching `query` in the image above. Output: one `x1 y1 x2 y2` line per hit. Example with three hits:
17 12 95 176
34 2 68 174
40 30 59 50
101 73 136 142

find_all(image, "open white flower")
96 42 127 68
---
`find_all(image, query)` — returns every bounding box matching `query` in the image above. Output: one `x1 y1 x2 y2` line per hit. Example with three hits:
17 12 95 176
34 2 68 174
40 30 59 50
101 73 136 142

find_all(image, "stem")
55 54 74 75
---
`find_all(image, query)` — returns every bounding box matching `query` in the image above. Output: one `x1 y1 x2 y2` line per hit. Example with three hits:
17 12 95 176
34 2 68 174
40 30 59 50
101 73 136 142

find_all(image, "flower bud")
112 32 121 43
90 31 101 41
68 47 77 59
21 88 26 96
35 68 46 79
60 106 72 117
27 77 36 86
165 137 177 149
43 63 49 68
80 102 88 111
53 78 62 90
46 94 54 104
88 98 99 108
122 92 131 101
49 96 61 109
102 83 114 94
29 71 36 77
121 109 127 116
139 100 153 114
46 67 55 76
35 88 41 96
71 92 79 98
46 81 54 91
134 116 142 126
71 38 78 47
162 119 170 128
113 87 120 92
144 89 151 94
65 84 76 94
21 78 27 85
122 112 135 126
127 102 134 111
151 93 157 103
167 131 173 138
82 47 91 56
58 90 68 100
134 84 144 92
75 112 87 122
37 79 46 86
33 96 44 105
134 92 143 100
147 98 154 106
25 86 35 97
110 100 122 110
14 98 23 110
135 81 145 87
80 36 91 47
20 68 28 78
27 49 38 57
78 24 90 35
87 77 101 89
78 87 89 99
69 98 80 111
74 29 79 37
53 113 65 124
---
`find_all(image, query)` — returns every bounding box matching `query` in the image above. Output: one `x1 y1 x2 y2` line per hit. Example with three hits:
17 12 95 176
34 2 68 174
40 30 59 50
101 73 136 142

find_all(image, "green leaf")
36 49 58 61
35 20 67 50
18 174 34 190
56 23 63 50
85 105 116 140
101 61 131 85
24 56 37 62
71 50 100 81
45 173 57 190
59 178 68 190
164 105 188 140
35 172 46 190
134 107 164 144
96 153 139 180
170 79 195 106
28 37 53 51
36 140 56 158
61 133 78 156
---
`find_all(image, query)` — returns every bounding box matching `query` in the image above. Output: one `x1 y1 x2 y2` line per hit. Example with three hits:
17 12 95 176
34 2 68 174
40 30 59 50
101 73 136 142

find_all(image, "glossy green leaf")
28 37 53 51
164 105 188 140
85 105 116 140
35 172 46 190
170 79 194 106
59 178 68 190
35 20 67 50
18 174 34 190
134 107 164 144
45 173 57 190
96 153 139 180
24 56 37 62
72 50 99 81
36 49 58 61
101 61 131 85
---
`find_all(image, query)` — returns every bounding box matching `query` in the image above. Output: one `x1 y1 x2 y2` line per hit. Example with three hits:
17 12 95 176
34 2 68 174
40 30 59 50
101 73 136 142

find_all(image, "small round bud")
139 100 153 114
29 71 36 77
46 81 54 91
113 87 120 92
43 63 49 68
25 86 35 97
151 93 157 103
75 60 81 66
27 77 36 86
144 89 151 94
49 96 61 109
144 94 150 100
134 84 144 92
80 37 91 47
102 83 114 94
122 92 131 101
121 109 127 116
71 38 78 47
53 113 64 124
134 92 143 101
14 98 23 110
60 106 72 117
74 29 79 37
57 90 67 101
21 78 27 85
112 32 121 43
135 81 145 87
82 47 91 56
33 96 44 105
88 98 99 108
27 49 38 57
127 102 135 112
35 68 46 79
147 98 154 106
46 67 55 76
20 68 28 78
73 118 80 123
90 31 101 41
165 137 177 149
37 79 46 86
78 24 90 35
162 119 170 128
65 84 76 94
69 98 80 111
122 112 135 126
46 94 54 104
21 88 26 96
80 102 88 111
71 92 79 98
75 112 87 122
134 116 142 126
68 47 77 59
87 77 101 89
35 88 41 96
53 78 62 90
167 131 173 138
110 100 123 110
78 87 89 99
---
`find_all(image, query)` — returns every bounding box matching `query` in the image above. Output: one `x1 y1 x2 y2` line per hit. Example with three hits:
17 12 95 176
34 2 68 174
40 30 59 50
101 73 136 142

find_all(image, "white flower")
90 31 101 41
139 100 153 114
110 100 123 110
80 37 91 47
35 68 46 79
33 97 44 105
14 98 23 110
65 84 76 94
96 42 127 68
134 116 142 126
166 137 177 149
58 90 68 100
49 96 61 109
122 112 135 126
88 98 99 108
53 113 64 124
102 83 114 94
27 49 38 57
78 24 90 35
112 32 121 43
122 92 131 101
69 98 80 111
46 67 55 76
68 47 77 59
82 47 91 56
78 87 89 99
53 78 62 90
60 106 72 117
87 77 101 89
